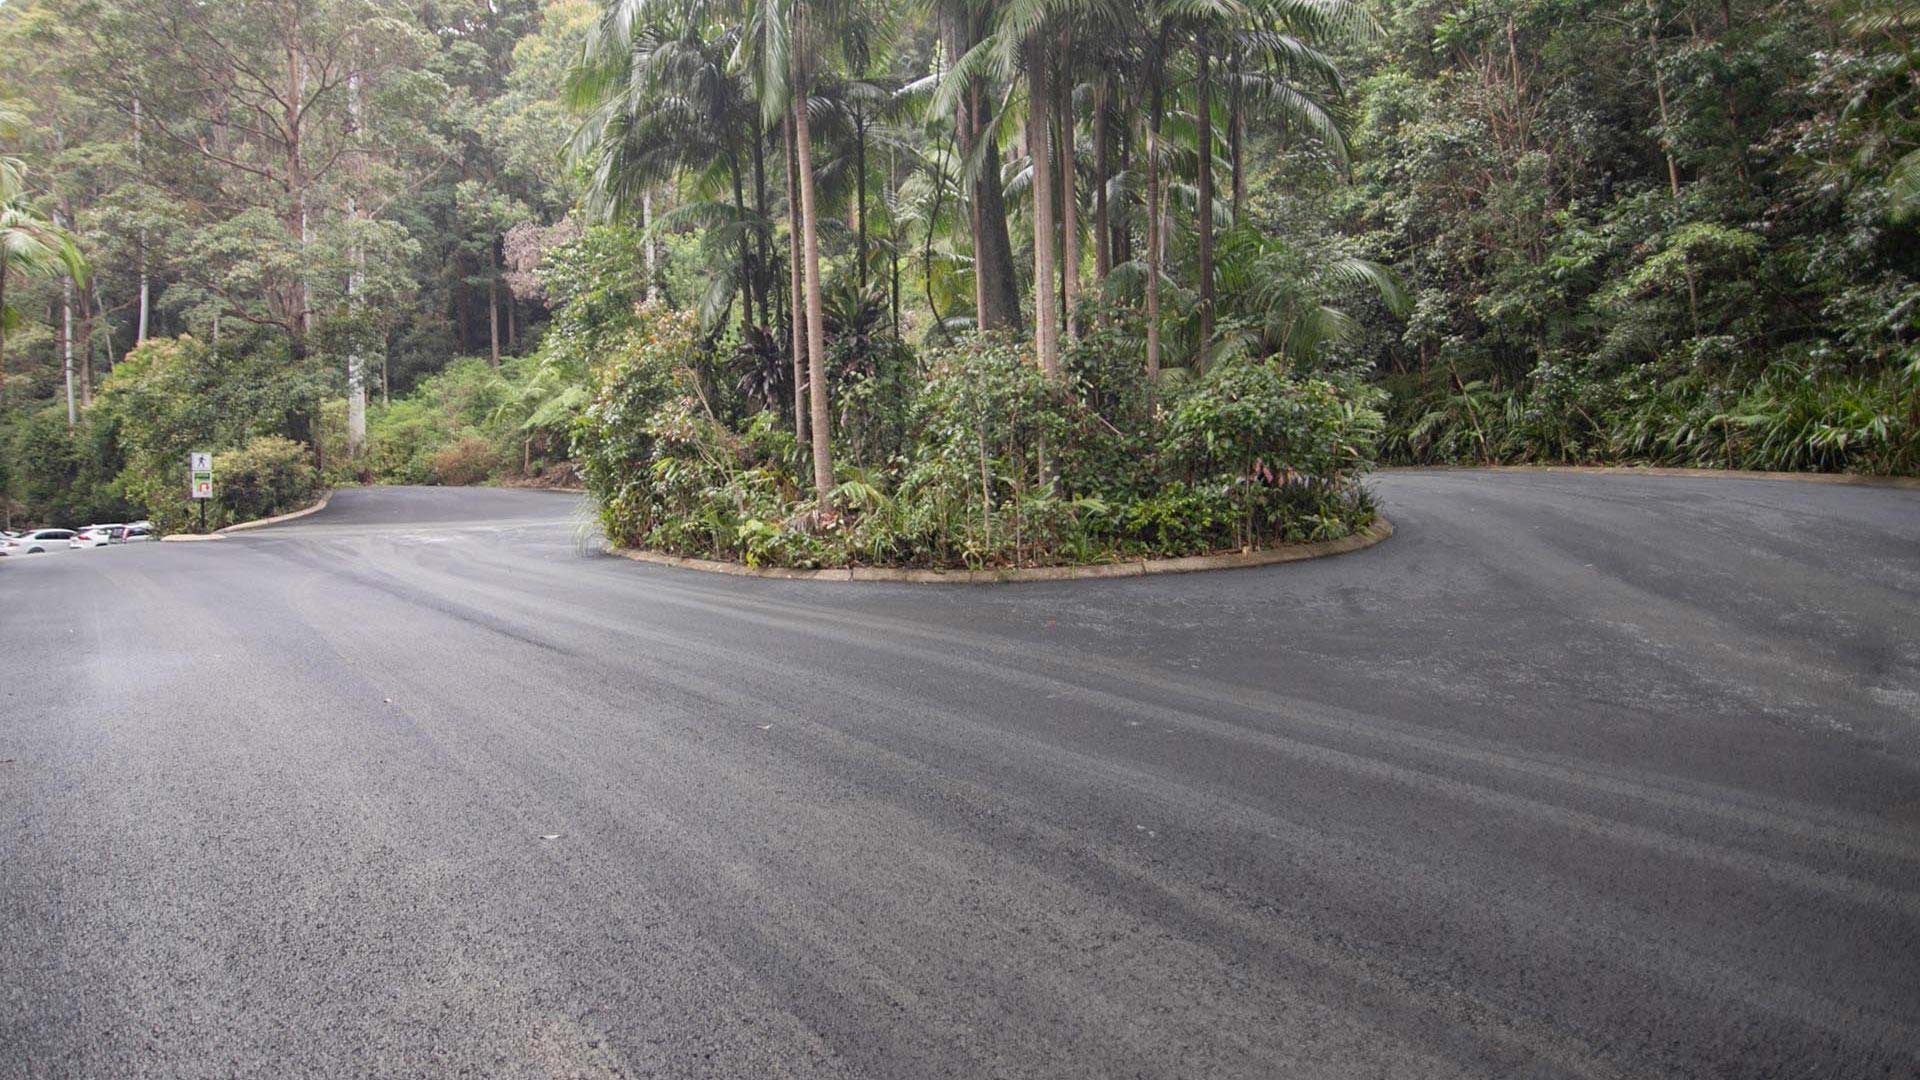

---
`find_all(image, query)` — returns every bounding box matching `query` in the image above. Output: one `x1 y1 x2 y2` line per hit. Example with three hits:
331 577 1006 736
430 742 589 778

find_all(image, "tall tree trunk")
889 147 901 334
1026 34 1059 376
786 114 808 443
947 7 982 331
488 240 502 368
1647 0 1681 199
1093 73 1111 284
1145 34 1166 387
457 268 472 350
856 107 868 291
976 134 1023 330
346 68 366 458
1117 117 1133 266
733 151 753 337
62 270 75 426
753 127 771 331
1195 29 1215 362
1229 45 1245 225
0 263 9 399
1057 34 1079 339
348 234 366 456
792 39 835 505
77 279 94 409
134 94 150 346
642 190 657 301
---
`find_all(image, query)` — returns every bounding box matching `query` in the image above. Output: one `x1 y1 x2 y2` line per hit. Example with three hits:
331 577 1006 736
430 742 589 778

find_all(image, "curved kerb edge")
607 518 1395 584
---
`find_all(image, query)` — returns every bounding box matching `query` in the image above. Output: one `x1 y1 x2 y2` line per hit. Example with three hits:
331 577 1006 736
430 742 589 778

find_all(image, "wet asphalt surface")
2 471 1917 1078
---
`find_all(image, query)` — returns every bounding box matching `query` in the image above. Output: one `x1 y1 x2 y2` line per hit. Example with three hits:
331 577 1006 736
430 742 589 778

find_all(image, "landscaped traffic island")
576 308 1385 575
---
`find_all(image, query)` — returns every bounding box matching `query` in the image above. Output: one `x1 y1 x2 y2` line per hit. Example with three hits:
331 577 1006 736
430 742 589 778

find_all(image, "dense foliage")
1 0 1913 539
574 306 1378 568
1341 0 1920 470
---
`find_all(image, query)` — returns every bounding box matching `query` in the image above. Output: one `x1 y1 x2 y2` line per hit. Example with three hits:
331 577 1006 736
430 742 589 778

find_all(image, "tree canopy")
0 0 1913 536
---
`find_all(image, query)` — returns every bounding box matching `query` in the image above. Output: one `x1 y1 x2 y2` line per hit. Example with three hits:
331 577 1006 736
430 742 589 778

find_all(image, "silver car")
0 529 78 555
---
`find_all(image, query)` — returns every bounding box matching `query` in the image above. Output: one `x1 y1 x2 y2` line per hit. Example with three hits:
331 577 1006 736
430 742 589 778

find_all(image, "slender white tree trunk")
1058 31 1079 340
792 8 835 508
345 71 366 458
786 114 808 444
643 190 657 302
1026 34 1058 377
134 95 149 345
62 273 76 426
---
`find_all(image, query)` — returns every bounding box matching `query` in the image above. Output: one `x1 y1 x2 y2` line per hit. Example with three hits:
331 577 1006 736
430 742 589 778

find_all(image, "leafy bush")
1382 354 1919 474
364 358 512 484
213 436 321 527
574 307 1382 569
87 335 329 532
431 436 500 486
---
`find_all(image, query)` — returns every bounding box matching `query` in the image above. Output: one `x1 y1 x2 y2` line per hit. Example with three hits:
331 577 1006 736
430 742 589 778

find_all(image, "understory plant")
575 307 1383 569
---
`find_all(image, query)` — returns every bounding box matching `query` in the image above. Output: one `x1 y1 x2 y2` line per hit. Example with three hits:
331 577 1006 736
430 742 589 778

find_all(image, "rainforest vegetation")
0 0 1913 560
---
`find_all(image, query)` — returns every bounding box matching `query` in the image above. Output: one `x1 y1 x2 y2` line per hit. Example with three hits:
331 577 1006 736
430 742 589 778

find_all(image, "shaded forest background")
0 0 1913 540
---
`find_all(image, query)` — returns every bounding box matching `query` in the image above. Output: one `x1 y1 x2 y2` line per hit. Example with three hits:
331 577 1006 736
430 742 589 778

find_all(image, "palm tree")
1184 0 1374 366
0 128 88 402
790 0 837 507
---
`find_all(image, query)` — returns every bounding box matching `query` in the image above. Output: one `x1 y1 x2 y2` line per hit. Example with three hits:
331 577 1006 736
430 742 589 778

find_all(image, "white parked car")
70 524 129 548
0 529 78 555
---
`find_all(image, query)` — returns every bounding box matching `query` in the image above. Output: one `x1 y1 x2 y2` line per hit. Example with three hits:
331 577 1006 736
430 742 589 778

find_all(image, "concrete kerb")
216 490 334 534
157 490 334 542
607 518 1395 584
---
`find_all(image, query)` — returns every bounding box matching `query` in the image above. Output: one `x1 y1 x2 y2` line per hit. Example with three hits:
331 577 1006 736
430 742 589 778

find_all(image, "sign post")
190 451 213 532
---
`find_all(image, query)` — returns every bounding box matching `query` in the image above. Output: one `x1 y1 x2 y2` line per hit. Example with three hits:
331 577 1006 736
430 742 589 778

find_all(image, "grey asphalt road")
3 471 1918 1078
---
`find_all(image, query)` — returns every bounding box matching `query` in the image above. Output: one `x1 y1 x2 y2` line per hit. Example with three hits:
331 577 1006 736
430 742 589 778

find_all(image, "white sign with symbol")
190 450 213 500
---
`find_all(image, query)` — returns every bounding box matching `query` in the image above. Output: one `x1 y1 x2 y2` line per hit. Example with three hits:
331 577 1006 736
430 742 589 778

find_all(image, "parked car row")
0 521 152 556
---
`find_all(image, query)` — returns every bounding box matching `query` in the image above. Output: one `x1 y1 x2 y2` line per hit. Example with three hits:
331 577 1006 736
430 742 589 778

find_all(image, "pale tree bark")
786 114 808 444
134 94 149 345
1026 34 1059 376
0 263 10 398
642 190 657 301
62 271 75 426
1229 46 1245 225
1195 29 1215 361
345 69 366 459
1093 74 1111 284
289 24 312 342
962 76 985 326
1145 33 1167 387
488 240 501 368
77 280 94 408
1057 32 1079 340
792 13 835 507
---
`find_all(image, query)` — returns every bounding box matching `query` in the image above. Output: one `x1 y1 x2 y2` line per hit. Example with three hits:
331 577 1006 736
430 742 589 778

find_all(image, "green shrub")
572 309 1383 569
430 435 500 486
213 436 321 526
364 358 513 483
85 335 329 532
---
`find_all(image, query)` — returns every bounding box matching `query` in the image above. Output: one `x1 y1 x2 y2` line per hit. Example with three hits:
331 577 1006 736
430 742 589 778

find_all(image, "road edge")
215 490 334 534
1379 464 1920 490
606 517 1394 584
